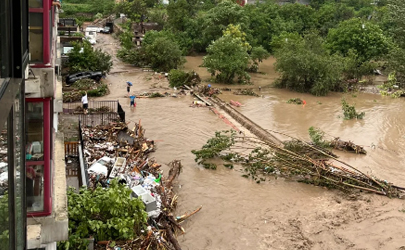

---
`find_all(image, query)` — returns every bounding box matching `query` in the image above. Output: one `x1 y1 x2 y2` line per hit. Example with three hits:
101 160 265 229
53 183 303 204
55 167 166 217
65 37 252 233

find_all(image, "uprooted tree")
192 130 404 197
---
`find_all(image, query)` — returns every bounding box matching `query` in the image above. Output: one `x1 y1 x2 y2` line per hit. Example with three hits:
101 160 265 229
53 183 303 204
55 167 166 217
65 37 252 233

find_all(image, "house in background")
25 0 68 249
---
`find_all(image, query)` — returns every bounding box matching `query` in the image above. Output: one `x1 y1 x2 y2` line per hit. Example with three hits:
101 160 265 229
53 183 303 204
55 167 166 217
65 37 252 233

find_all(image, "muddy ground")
67 33 405 250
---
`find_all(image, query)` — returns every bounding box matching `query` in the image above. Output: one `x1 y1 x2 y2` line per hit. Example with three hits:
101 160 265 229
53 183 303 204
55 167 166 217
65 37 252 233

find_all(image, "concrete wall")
25 68 56 98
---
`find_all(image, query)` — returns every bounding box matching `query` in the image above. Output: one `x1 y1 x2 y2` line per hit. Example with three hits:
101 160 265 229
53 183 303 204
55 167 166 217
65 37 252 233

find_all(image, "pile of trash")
81 122 200 249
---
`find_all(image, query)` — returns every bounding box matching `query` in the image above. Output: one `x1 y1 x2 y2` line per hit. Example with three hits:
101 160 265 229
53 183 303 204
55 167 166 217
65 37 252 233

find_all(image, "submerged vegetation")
341 98 365 119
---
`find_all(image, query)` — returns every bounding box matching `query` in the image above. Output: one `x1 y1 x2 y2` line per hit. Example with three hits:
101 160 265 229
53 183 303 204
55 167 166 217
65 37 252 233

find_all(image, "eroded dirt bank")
93 33 405 250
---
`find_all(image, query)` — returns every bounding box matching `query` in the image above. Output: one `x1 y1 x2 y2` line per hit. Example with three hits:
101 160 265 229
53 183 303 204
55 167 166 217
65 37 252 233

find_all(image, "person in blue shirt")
129 93 136 107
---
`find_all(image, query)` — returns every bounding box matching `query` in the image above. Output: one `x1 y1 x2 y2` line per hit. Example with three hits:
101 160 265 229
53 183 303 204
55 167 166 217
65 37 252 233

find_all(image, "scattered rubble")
81 122 200 249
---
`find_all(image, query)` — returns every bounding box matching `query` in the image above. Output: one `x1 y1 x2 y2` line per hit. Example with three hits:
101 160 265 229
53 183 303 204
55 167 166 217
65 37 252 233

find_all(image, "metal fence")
78 120 89 187
78 113 121 127
63 100 119 114
63 100 125 127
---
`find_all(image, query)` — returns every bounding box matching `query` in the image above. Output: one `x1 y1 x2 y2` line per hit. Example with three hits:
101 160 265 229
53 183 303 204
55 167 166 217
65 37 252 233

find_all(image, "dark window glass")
26 102 45 212
29 13 43 63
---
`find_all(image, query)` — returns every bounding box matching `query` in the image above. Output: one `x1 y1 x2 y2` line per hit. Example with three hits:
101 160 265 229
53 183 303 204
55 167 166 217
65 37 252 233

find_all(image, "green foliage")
87 84 109 97
0 193 9 248
342 49 375 80
203 25 251 83
249 46 270 72
119 31 134 50
386 47 405 85
117 48 148 67
308 126 330 148
314 2 355 36
387 0 405 48
61 0 115 18
326 18 392 63
199 0 247 52
166 0 192 31
114 0 147 22
277 3 317 34
270 32 301 52
274 32 344 96
73 32 84 37
341 98 365 119
287 98 303 104
67 41 113 74
378 71 405 97
168 69 188 88
58 180 147 250
191 130 237 169
147 7 167 28
143 35 184 72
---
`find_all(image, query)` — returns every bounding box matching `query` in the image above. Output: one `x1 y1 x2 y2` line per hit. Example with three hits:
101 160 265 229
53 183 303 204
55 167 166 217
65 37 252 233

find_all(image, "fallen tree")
192 130 404 198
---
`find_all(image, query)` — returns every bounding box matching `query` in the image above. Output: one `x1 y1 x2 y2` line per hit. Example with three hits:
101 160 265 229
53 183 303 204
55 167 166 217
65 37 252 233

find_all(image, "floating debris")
233 89 259 97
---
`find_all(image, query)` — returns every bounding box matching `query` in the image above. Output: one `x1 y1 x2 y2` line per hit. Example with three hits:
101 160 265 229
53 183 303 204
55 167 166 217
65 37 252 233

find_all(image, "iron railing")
78 120 89 187
63 100 119 114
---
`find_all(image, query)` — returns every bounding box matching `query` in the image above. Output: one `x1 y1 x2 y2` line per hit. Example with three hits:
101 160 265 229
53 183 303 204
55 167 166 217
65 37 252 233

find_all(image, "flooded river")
97 34 405 250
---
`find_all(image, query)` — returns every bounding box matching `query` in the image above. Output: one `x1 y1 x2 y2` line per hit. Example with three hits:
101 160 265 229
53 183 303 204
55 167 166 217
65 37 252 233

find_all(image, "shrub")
169 69 188 87
58 180 148 250
341 98 365 119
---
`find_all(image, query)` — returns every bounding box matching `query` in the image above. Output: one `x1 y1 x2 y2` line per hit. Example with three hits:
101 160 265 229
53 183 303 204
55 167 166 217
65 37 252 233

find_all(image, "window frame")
26 98 51 217
29 0 51 67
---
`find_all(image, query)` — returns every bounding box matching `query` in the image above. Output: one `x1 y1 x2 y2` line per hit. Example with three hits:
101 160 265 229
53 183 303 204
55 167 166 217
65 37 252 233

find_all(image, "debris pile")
233 88 259 97
330 138 367 154
198 85 221 97
287 98 303 104
81 122 200 249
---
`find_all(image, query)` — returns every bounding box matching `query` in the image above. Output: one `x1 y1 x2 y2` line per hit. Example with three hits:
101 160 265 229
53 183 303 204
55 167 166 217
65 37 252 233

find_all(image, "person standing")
129 93 136 107
81 91 88 114
126 81 132 96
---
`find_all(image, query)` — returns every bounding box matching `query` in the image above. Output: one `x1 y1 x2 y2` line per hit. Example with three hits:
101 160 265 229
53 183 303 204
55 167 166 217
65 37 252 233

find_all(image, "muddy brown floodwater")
94 34 405 250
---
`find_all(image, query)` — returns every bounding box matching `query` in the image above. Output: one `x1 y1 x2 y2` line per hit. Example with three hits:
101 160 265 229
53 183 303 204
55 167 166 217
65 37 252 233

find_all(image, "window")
26 99 51 216
0 0 10 80
29 12 43 63
0 84 26 249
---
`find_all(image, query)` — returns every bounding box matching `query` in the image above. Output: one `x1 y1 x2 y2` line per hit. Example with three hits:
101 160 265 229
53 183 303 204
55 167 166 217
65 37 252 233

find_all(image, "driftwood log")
330 138 367 154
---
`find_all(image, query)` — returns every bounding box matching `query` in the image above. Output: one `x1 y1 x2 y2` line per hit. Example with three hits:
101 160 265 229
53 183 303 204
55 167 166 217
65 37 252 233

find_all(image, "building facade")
25 0 68 249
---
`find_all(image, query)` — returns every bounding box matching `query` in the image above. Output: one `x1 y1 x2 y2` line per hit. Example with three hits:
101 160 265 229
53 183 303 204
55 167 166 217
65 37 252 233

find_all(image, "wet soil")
92 33 405 250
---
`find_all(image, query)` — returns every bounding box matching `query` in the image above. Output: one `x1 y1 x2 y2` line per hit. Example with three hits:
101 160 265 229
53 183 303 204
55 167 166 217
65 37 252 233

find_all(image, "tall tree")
203 25 250 83
387 0 405 48
274 32 344 96
200 0 247 52
326 18 392 63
